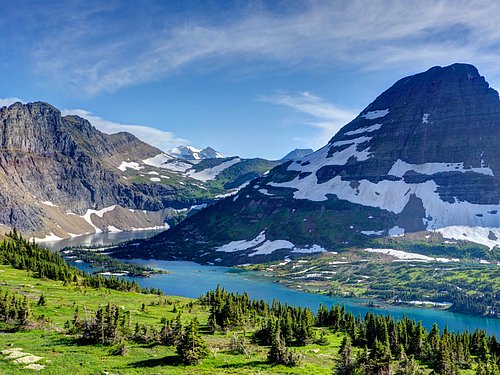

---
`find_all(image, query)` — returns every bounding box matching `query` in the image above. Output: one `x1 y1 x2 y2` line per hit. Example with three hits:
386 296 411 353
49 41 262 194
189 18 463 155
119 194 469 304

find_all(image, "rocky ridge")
0 102 278 239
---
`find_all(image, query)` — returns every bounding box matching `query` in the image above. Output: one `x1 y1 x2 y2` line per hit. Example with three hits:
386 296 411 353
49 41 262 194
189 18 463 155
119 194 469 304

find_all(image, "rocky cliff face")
122 64 500 264
0 102 175 236
0 102 277 239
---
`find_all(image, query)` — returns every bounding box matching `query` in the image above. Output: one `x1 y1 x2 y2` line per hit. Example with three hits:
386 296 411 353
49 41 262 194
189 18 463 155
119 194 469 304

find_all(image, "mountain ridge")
0 101 278 239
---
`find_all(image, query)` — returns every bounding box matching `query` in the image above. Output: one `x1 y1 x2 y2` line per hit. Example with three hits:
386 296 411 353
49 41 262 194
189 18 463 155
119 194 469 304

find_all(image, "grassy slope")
0 264 349 374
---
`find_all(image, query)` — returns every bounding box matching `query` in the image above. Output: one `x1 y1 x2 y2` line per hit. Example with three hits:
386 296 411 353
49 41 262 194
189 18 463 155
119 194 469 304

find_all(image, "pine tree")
335 334 357 375
177 318 209 365
172 312 184 345
267 321 286 364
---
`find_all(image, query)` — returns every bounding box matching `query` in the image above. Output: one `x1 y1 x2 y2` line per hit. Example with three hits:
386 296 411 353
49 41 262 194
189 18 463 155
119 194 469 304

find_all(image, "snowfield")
435 226 500 249
363 248 459 262
215 231 328 257
187 158 241 182
268 152 500 240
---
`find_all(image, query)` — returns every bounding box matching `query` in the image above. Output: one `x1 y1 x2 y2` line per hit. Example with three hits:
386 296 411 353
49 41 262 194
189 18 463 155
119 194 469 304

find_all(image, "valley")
0 235 498 374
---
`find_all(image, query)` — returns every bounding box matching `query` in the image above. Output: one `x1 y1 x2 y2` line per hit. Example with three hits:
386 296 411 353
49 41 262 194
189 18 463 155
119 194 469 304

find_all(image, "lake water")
74 258 500 336
40 229 165 251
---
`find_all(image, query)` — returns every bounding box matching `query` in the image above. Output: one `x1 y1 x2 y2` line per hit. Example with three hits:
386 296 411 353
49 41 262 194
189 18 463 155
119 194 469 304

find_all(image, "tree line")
201 286 499 373
0 230 162 295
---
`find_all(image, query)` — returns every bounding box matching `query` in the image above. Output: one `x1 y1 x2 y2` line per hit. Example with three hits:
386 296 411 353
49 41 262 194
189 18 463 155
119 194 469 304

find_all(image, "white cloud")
0 97 25 107
61 109 187 151
261 92 358 149
27 1 500 94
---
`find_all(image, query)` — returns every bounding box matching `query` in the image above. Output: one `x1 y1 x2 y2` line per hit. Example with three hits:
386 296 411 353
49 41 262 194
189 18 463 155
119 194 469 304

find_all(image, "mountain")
0 102 278 239
169 145 224 160
281 148 314 161
116 63 500 264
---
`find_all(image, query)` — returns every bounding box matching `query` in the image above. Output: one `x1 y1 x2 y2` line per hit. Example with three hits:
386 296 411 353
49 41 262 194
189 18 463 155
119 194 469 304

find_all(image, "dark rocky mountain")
281 148 314 161
116 63 500 264
0 102 277 239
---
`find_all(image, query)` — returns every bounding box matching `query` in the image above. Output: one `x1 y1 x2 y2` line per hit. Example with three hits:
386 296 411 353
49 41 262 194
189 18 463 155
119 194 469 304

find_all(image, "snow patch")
143 153 192 172
41 201 57 207
259 189 274 196
82 205 117 233
34 232 63 242
388 226 405 237
187 158 241 182
117 161 143 171
149 177 161 182
333 136 372 149
248 240 294 257
435 226 500 249
361 230 384 236
345 123 382 136
216 232 328 257
364 248 458 262
291 245 327 253
216 230 267 253
388 159 493 177
422 113 430 123
130 223 169 231
362 109 389 119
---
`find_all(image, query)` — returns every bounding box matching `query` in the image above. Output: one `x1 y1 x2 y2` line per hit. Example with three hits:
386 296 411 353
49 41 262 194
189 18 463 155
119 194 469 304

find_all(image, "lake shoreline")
41 232 499 335
72 258 499 336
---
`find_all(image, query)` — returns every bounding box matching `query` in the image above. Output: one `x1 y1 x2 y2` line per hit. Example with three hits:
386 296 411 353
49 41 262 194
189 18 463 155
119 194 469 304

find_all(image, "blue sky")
2 0 500 159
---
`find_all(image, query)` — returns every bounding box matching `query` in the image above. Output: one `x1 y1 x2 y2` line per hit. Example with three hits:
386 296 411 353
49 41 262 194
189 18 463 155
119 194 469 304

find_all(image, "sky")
2 0 500 159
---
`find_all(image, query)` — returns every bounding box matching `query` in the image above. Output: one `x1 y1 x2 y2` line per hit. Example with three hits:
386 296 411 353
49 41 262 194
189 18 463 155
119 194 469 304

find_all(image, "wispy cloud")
261 92 358 149
61 109 187 151
19 1 500 95
0 97 25 107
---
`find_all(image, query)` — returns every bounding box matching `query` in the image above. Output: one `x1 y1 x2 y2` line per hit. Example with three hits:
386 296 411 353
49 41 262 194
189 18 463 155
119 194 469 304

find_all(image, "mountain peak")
281 148 314 161
169 145 223 160
131 63 500 264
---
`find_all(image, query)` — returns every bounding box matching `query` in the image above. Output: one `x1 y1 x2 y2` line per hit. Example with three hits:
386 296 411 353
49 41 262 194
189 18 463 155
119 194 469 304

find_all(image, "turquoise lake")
46 231 500 337
74 258 500 337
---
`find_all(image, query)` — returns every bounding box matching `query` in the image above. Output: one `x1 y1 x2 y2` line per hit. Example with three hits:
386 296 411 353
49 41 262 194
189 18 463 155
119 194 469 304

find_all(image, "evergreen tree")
335 334 357 375
177 318 208 365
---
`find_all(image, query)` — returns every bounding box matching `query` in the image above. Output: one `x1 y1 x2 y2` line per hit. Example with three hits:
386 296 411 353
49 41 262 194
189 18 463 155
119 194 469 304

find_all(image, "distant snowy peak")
169 145 224 160
199 146 224 159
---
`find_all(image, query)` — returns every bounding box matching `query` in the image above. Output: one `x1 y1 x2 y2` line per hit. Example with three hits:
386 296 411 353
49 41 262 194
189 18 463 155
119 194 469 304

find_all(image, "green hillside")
0 233 497 374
